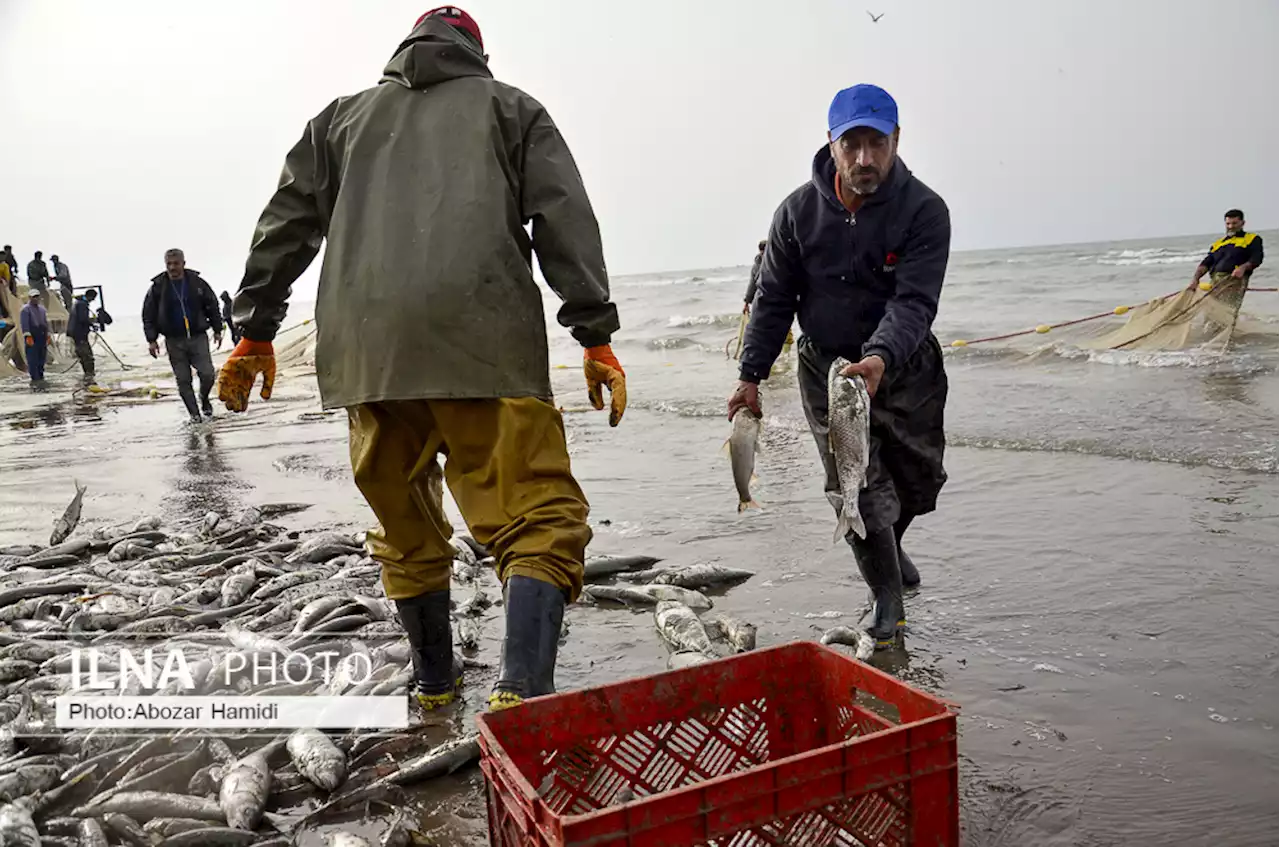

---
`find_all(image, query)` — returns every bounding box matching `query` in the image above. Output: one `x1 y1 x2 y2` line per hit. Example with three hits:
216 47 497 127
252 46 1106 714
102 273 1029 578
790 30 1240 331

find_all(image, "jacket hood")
811 145 910 211
151 269 201 284
382 19 492 90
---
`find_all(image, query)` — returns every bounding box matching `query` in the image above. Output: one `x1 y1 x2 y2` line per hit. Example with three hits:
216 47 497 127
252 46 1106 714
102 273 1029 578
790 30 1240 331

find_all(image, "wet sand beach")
0 232 1276 845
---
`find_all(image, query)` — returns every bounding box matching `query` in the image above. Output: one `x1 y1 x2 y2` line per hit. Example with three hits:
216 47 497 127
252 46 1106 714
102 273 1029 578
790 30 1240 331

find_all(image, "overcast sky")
2 0 1276 302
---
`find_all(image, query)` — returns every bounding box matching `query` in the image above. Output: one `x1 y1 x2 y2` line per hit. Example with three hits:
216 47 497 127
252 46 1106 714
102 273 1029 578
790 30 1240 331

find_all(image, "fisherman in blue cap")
728 84 951 650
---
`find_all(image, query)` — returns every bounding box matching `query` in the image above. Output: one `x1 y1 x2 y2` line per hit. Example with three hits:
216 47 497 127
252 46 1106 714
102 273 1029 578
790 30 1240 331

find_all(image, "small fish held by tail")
728 409 763 512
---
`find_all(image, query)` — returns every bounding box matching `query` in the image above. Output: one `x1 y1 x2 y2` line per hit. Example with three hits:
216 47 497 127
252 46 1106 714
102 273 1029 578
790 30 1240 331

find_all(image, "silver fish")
0 801 39 847
820 626 875 661
667 650 715 670
219 565 257 608
77 818 110 847
827 359 870 541
728 409 762 511
302 735 479 824
156 827 259 847
710 615 758 652
286 729 347 793
584 584 712 611
582 555 661 580
218 749 271 830
101 812 151 847
72 791 225 824
50 481 88 546
459 584 490 616
654 601 714 654
143 818 219 838
455 618 480 651
652 564 754 589
447 536 477 566
0 764 61 800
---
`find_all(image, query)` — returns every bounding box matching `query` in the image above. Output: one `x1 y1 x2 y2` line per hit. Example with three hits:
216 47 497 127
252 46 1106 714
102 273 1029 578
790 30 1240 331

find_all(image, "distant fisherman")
743 240 766 314
742 239 793 356
220 7 624 712
26 251 49 299
220 291 241 344
50 254 73 311
728 84 950 647
20 289 50 389
67 289 111 383
1189 208 1264 335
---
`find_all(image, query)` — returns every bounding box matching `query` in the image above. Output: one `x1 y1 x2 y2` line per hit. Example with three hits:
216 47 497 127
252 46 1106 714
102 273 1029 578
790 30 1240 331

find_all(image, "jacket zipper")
848 213 857 282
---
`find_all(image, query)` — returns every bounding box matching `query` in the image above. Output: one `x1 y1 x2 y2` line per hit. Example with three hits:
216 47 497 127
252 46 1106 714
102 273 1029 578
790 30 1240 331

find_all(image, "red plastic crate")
477 641 959 846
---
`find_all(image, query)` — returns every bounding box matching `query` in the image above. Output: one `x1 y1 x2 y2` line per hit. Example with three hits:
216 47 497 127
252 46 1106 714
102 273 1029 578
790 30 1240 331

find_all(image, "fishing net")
1083 274 1251 352
272 321 318 372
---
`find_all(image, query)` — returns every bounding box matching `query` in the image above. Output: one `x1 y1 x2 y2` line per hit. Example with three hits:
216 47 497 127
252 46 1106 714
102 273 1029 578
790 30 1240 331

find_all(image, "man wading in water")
1188 209 1264 336
218 7 625 712
728 84 950 649
142 249 224 423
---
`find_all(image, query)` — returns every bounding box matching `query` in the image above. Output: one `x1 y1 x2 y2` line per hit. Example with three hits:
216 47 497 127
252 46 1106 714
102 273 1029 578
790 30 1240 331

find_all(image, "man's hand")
23 334 32 348
1231 265 1247 280
742 303 751 315
218 339 276 412
727 381 762 420
841 355 887 398
213 332 224 350
148 341 160 358
584 345 627 427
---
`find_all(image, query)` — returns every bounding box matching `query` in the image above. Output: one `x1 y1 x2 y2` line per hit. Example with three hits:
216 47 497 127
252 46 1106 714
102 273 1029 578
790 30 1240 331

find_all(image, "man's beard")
844 167 883 195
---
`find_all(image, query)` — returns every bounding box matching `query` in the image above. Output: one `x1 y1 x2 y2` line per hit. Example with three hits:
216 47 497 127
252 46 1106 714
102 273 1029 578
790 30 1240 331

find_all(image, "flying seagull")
867 10 885 22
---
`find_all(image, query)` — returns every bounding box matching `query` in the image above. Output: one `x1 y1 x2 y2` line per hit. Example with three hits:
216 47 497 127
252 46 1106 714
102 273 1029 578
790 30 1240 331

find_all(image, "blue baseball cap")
828 84 898 140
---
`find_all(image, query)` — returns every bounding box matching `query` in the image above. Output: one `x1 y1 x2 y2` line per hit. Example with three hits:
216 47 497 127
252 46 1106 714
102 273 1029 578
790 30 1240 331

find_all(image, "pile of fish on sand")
579 555 760 671
0 491 535 846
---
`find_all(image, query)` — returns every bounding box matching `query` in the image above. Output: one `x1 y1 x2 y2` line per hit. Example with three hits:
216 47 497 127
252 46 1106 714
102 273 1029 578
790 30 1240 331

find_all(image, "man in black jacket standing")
142 248 224 422
67 289 111 383
728 84 949 650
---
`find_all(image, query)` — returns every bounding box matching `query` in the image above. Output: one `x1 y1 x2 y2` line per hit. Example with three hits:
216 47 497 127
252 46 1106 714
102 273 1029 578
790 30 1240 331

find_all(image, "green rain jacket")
232 19 619 408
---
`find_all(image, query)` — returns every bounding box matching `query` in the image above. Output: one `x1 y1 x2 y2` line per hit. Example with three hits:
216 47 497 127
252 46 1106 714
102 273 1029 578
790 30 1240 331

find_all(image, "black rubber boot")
179 391 201 423
489 575 565 711
201 397 214 419
395 589 462 710
894 515 921 588
848 527 905 649
897 546 921 588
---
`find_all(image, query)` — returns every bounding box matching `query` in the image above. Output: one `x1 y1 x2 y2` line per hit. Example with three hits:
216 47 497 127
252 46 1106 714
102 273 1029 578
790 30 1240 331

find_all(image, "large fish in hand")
827 358 870 542
50 481 87 546
728 409 762 511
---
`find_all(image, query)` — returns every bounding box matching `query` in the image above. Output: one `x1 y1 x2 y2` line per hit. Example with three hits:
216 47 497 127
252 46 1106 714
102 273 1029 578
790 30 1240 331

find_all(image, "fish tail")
833 512 851 544
834 508 867 542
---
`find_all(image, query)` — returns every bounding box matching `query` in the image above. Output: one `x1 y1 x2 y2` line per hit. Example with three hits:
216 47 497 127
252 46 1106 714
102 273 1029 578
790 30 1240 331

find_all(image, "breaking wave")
667 314 740 328
948 434 1277 475
1091 247 1205 266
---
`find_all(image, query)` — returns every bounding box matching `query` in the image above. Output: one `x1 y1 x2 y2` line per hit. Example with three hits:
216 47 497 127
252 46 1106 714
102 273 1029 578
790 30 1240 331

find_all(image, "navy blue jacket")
740 148 950 382
141 270 223 343
1200 231 1264 276
67 297 92 341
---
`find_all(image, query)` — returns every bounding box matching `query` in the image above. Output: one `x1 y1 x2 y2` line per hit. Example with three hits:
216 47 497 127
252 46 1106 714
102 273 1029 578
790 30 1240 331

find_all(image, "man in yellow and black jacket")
1190 209 1264 290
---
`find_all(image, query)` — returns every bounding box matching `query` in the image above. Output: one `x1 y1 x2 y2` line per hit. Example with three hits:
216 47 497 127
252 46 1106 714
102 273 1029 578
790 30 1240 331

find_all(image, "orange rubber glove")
23 334 33 348
584 344 626 427
218 339 275 412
